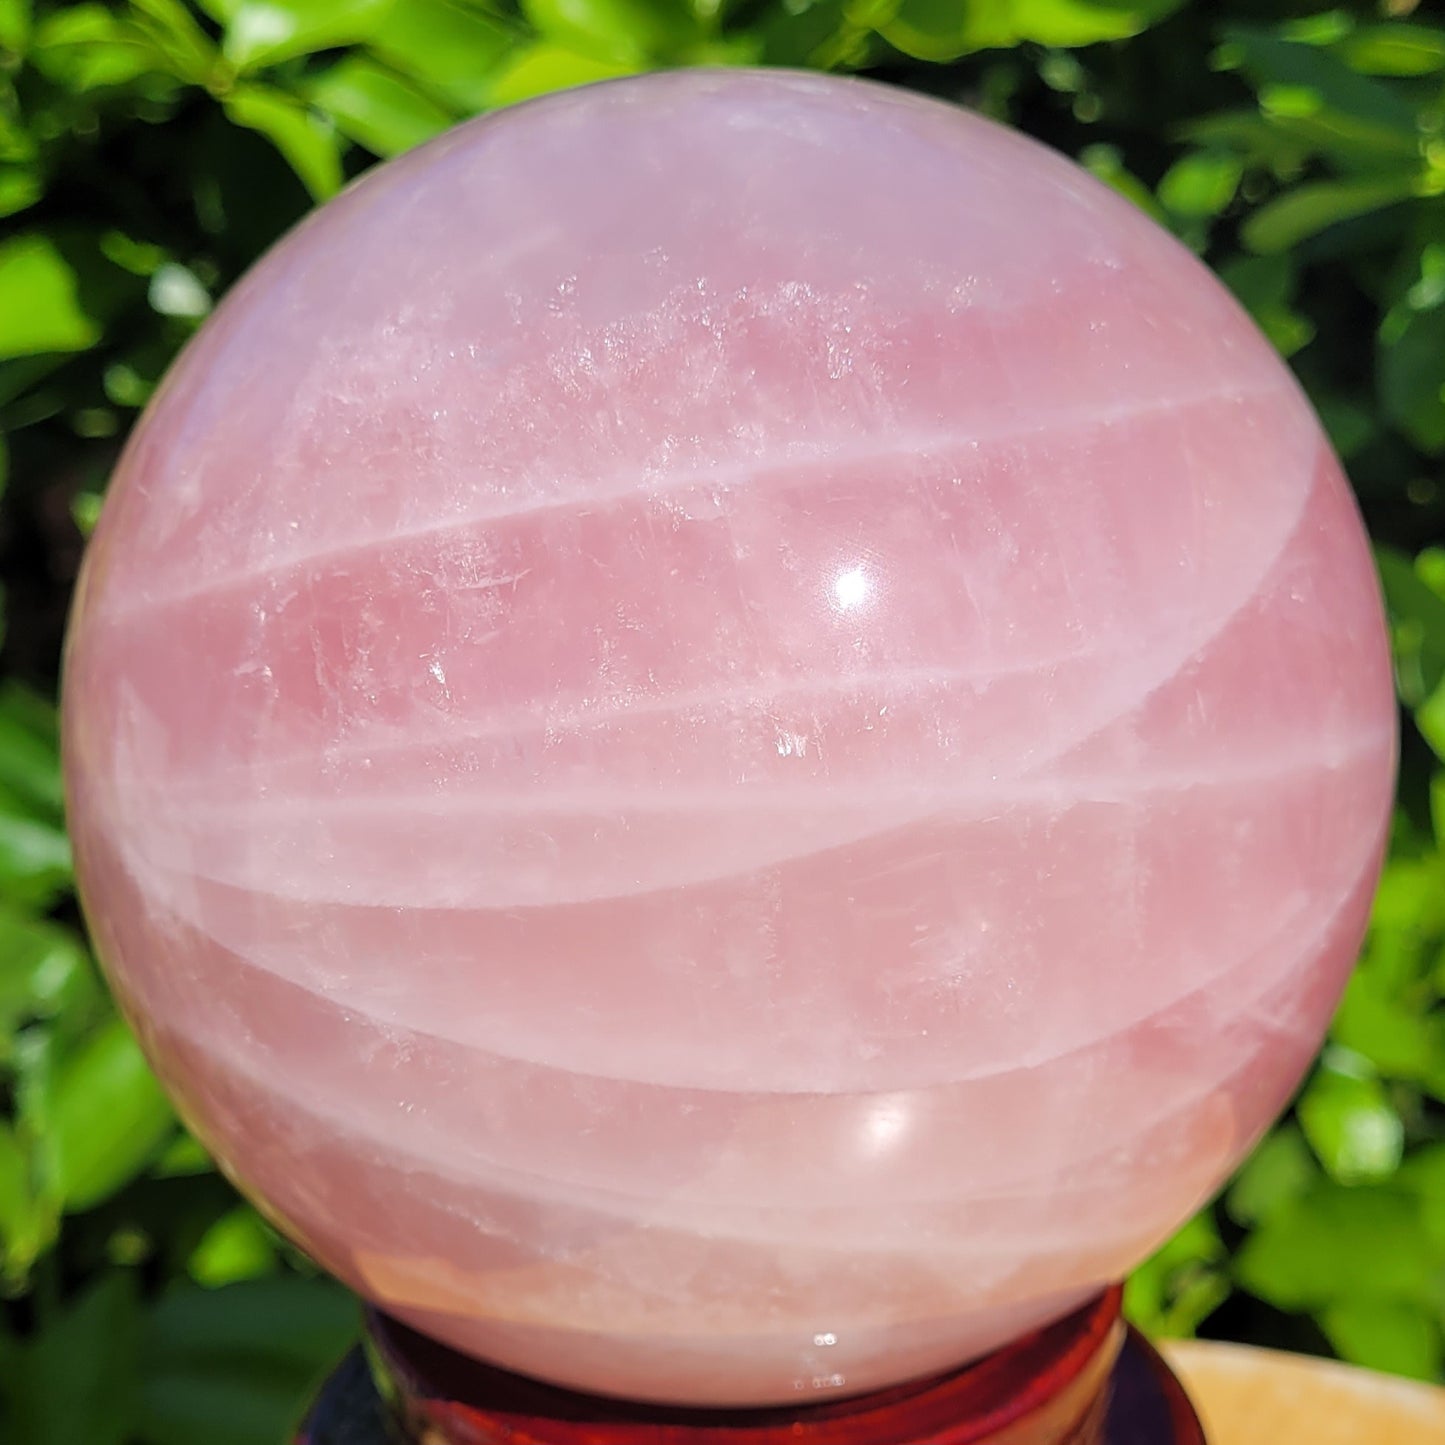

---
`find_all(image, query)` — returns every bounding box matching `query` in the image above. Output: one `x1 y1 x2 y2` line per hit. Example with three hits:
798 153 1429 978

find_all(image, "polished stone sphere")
63 70 1396 1407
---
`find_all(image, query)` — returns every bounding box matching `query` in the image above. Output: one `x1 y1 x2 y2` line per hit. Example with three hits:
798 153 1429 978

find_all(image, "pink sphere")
64 70 1395 1406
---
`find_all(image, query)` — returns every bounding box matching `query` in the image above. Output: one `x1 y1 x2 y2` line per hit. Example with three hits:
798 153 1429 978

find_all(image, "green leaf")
1124 1211 1230 1338
1242 175 1420 254
0 166 40 219
128 0 217 85
30 5 165 90
187 1206 279 1286
1380 300 1445 455
755 0 850 67
0 685 61 823
1298 1061 1405 1185
0 1124 28 1245
223 84 342 200
0 907 99 1048
1422 689 1445 765
0 1 30 55
1377 544 1445 715
1219 254 1316 357
223 0 397 72
0 1122 54 1286
1332 961 1445 1093
368 0 514 111
882 0 1183 62
485 41 638 108
0 1127 57 1288
1335 24 1445 78
139 1277 358 1445
1312 394 1377 459
1398 1145 1445 1254
307 57 455 158
1179 109 1313 177
1369 842 1445 935
1319 1299 1444 1382
148 262 212 319
1157 149 1243 219
1079 144 1167 223
152 1131 216 1180
0 234 101 361
0 1272 141 1445
1217 28 1421 164
46 1018 175 1212
0 810 72 908
1235 1182 1442 1311
521 0 700 64
1226 1124 1320 1226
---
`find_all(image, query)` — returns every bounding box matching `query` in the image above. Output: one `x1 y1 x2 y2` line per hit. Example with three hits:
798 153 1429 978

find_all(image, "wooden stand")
1164 1340 1445 1444
297 1289 1205 1445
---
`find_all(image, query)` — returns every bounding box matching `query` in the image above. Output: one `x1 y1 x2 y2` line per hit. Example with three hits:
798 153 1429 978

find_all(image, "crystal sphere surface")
63 69 1396 1408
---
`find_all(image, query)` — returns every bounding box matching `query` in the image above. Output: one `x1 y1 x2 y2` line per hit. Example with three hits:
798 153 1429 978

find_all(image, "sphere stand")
297 1289 1205 1445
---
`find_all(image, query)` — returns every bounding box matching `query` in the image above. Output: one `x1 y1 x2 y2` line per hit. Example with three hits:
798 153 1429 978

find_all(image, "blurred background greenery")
0 0 1443 1440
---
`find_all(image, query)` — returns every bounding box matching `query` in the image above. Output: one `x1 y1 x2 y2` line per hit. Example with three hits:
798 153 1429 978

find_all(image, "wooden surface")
1162 1340 1445 1443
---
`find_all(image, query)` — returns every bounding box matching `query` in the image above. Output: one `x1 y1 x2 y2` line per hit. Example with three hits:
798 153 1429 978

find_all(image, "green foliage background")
1 0 1444 1439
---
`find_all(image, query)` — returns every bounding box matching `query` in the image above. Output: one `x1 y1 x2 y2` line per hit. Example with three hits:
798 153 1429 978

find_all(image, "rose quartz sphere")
64 70 1395 1406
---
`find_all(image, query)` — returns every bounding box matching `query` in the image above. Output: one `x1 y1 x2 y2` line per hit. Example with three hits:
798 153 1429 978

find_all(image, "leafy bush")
2 1 1444 1440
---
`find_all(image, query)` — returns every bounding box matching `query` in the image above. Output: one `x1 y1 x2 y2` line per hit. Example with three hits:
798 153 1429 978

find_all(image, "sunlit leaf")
1298 1060 1405 1185
1333 961 1445 1093
1125 1211 1230 1338
128 0 217 85
30 4 164 90
1079 143 1166 222
0 162 36 220
152 1131 216 1180
0 907 98 1047
1227 1125 1319 1226
0 810 71 908
0 684 63 821
223 84 342 200
1242 174 1420 253
882 0 1183 62
522 0 700 64
308 57 455 157
1157 149 1243 218
0 0 30 55
148 262 212 319
1218 27 1419 137
1179 109 1313 177
187 1206 279 1286
1335 24 1445 78
368 0 515 111
0 1123 51 1285
223 0 397 72
485 41 638 107
1235 1182 1441 1310
1320 1299 1444 1382
45 1018 175 1212
0 235 100 361
0 1133 56 1288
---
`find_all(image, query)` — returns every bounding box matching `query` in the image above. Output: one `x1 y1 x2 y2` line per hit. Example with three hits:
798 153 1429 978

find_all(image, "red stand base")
298 1291 1204 1445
